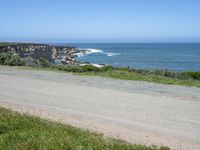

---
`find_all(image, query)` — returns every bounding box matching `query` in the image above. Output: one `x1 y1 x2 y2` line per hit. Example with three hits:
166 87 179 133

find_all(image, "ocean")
57 43 200 71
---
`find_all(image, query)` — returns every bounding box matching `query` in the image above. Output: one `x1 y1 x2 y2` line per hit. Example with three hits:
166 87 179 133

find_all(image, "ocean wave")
76 53 85 57
78 48 121 57
86 48 104 54
104 52 121 57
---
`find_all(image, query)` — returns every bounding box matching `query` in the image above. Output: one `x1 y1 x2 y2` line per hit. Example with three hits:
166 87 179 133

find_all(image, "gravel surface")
0 66 200 150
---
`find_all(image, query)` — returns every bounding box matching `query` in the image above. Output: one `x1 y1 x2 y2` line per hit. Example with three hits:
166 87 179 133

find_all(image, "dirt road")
0 66 200 150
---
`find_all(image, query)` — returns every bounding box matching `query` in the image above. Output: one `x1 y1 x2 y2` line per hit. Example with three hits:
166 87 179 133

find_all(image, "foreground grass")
17 65 200 88
0 107 169 150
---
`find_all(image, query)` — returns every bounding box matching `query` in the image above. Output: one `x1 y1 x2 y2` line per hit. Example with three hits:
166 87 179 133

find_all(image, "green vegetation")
0 107 169 150
37 57 51 68
0 53 24 66
1 52 200 87
0 53 50 67
22 56 37 67
0 42 18 46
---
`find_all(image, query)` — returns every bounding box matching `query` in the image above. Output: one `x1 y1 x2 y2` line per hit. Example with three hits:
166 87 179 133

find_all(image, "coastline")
70 43 200 72
0 42 105 67
77 49 106 68
1 42 200 87
1 42 200 71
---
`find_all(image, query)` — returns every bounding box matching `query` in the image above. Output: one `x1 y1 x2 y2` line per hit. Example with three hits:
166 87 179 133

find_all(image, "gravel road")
0 66 200 150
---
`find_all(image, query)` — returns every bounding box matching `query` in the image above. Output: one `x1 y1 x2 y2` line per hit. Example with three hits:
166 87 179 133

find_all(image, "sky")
0 0 200 43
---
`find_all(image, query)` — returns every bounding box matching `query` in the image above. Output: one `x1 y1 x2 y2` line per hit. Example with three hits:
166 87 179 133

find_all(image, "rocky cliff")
0 43 84 65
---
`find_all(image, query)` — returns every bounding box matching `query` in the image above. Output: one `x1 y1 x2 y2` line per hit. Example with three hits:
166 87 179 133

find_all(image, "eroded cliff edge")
0 43 85 65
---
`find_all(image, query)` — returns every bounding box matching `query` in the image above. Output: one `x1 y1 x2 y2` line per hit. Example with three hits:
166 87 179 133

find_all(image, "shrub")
37 57 51 68
22 56 37 67
5 55 24 66
0 53 9 65
118 67 131 72
82 65 100 72
185 72 200 80
65 65 83 72
100 65 114 72
0 53 24 66
53 65 101 73
153 70 177 78
133 69 147 75
53 65 83 73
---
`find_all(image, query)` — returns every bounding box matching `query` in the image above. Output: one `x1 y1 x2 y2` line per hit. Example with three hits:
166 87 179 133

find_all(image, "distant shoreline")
67 43 200 72
1 43 200 87
1 42 200 71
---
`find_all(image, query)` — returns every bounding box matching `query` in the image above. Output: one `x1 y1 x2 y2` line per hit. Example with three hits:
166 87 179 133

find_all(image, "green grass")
0 42 18 46
79 70 200 87
0 107 169 150
17 65 200 88
1 52 200 88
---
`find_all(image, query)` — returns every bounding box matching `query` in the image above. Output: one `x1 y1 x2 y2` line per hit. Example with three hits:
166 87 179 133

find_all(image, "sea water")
57 43 200 71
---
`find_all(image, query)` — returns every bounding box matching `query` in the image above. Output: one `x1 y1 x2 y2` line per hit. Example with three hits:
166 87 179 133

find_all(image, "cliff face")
0 44 81 64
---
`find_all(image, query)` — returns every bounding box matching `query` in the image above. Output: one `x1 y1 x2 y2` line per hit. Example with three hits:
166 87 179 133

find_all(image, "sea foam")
78 48 121 57
104 52 121 57
86 48 104 54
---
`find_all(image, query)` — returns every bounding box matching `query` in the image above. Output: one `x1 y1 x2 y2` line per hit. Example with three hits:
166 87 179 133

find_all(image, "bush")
0 53 8 65
82 65 100 72
53 65 82 73
0 53 24 66
5 55 24 66
118 67 131 72
22 56 37 67
185 72 200 80
100 65 114 72
37 57 51 68
151 69 177 78
53 65 102 73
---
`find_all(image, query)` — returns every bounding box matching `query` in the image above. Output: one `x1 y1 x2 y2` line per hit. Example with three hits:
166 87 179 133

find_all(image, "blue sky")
0 0 200 43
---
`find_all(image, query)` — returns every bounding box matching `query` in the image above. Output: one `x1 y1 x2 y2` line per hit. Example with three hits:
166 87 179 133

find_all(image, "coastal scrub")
1 52 200 87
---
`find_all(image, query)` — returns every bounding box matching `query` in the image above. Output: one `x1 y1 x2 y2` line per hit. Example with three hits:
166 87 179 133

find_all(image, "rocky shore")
0 43 87 65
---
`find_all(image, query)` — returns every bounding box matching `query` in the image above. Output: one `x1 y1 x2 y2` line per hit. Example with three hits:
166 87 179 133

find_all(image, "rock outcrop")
0 43 84 65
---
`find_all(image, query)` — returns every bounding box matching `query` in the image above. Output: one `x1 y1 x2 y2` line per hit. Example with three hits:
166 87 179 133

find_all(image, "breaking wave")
78 48 121 57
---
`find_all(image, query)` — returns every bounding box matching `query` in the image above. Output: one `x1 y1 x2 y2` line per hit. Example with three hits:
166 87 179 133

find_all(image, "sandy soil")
0 66 200 150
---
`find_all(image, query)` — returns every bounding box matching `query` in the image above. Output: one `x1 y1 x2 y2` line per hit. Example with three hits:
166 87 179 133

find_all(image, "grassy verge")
1 52 200 87
77 69 200 87
17 65 200 88
0 107 169 150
